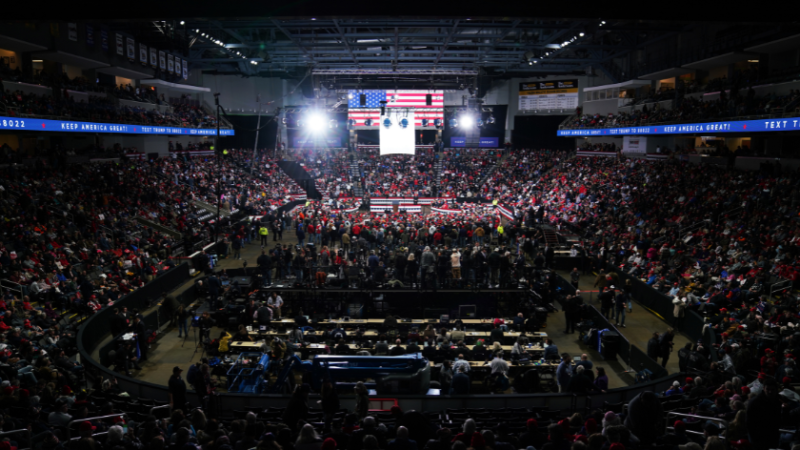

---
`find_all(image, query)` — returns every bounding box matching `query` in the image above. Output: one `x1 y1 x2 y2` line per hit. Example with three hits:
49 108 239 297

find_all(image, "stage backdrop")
379 110 415 155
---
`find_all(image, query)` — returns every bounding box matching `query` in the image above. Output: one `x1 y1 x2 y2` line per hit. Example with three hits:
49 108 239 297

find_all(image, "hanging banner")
182 59 188 80
167 54 174 73
100 29 108 52
158 51 166 70
139 43 147 64
126 37 135 61
68 23 77 41
86 25 94 46
115 33 123 55
149 47 157 67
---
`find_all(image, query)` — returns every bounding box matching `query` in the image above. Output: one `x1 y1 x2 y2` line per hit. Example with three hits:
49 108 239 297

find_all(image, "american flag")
348 90 443 127
347 90 444 108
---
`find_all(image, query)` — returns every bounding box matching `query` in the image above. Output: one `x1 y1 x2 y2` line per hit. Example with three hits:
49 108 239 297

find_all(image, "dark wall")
218 115 279 150
286 111 349 148
443 105 507 144
512 115 572 150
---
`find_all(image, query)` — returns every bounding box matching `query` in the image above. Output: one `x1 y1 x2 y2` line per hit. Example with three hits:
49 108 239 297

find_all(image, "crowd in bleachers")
567 88 800 130
0 89 219 129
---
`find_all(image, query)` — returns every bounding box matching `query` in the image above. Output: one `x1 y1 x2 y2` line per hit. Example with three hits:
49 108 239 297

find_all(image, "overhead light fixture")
180 21 185 25
311 18 316 20
579 32 585 36
196 29 200 33
308 113 327 132
348 93 354 99
32 60 43 62
528 61 533 65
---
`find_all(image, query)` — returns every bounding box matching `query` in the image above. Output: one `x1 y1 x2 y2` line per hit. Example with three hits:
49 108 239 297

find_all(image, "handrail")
150 404 171 417
665 411 728 437
770 278 793 298
67 413 128 439
717 206 744 226
0 428 32 450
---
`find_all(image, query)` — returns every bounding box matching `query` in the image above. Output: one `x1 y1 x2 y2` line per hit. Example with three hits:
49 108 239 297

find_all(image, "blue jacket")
557 361 572 387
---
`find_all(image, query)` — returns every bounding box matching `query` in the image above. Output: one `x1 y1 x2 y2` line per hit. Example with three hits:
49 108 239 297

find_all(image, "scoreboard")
518 79 579 111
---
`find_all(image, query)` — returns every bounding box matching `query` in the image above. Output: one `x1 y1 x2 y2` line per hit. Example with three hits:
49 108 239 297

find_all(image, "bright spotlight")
180 21 185 25
307 113 326 132
348 93 354 99
348 119 356 127
382 117 392 128
476 117 484 127
364 118 373 126
448 118 458 128
434 118 442 128
461 115 474 128
399 118 409 128
579 32 585 36
487 115 496 124
421 118 429 127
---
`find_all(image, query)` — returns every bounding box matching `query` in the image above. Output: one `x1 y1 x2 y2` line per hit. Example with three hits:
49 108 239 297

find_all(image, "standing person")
439 360 453 395
614 288 629 328
646 332 660 361
673 297 686 331
257 250 272 287
570 267 580 289
260 224 269 246
556 353 572 393
232 235 242 260
132 315 148 361
598 286 614 319
564 293 580 334
319 380 339 432
450 248 461 284
659 328 675 368
168 366 187 412
268 292 284 318
176 304 189 338
192 363 211 409
354 381 369 419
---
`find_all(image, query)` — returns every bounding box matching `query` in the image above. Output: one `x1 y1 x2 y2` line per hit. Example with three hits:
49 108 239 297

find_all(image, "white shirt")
268 295 283 308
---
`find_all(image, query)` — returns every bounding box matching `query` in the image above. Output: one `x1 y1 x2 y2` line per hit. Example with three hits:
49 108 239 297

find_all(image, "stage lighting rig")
307 113 327 132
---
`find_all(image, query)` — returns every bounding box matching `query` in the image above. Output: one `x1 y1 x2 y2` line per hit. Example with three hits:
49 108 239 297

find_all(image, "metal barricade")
665 411 728 438
67 413 128 439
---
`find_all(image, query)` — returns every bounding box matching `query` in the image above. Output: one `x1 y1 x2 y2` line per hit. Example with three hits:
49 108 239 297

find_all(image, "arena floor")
127 235 690 392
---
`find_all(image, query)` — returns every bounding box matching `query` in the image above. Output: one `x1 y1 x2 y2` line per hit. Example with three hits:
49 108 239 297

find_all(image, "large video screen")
518 79 579 111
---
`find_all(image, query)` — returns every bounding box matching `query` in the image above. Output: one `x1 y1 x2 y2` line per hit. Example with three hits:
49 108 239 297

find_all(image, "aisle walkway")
557 270 691 378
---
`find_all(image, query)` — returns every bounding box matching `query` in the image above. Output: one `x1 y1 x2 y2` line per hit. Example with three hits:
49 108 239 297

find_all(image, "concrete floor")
129 238 688 392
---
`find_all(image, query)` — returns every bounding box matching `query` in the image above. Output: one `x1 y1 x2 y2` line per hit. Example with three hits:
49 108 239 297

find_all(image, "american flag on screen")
348 90 443 126
348 109 444 127
347 90 444 108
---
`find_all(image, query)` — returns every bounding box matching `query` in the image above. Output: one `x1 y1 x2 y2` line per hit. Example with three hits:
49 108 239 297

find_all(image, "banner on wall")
158 51 166 70
291 136 342 148
86 25 94 46
167 54 174 73
68 23 77 41
149 48 157 67
139 43 147 64
100 29 108 52
0 116 235 135
126 37 135 61
556 117 800 136
449 137 500 148
182 60 188 79
174 57 181 74
115 33 123 55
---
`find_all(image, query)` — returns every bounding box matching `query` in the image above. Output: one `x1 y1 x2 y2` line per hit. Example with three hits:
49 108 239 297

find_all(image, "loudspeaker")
360 94 367 106
425 94 432 106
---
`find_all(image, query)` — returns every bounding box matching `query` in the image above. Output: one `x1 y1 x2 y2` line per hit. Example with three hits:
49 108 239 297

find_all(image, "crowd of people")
566 88 800 130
